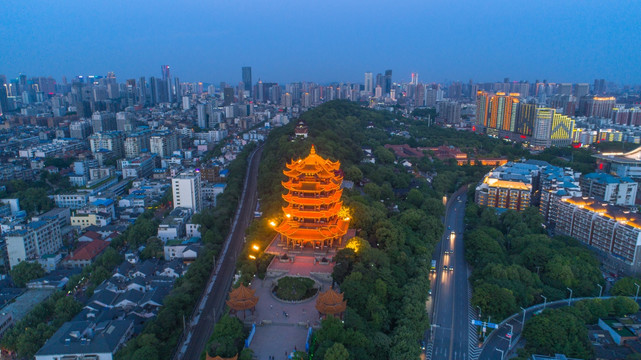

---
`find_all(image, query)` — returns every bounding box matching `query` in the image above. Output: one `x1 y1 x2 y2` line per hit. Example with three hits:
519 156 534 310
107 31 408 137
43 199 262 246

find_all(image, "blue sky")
1 0 639 84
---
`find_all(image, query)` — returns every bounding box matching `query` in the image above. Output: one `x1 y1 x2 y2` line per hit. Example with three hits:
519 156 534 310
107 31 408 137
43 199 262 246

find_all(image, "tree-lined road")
428 192 472 360
176 145 263 360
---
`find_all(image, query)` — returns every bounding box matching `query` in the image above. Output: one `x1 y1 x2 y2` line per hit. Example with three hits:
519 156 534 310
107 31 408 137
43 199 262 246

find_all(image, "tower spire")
310 144 316 155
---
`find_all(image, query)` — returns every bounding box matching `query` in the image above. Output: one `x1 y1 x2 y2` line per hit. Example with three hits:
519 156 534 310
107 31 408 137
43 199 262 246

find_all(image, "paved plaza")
247 277 330 360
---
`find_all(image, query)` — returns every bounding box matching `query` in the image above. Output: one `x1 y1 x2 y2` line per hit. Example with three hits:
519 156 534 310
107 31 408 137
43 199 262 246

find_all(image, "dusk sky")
2 0 639 85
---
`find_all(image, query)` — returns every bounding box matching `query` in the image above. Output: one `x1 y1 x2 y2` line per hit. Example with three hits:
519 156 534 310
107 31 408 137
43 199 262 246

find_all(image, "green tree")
10 262 45 287
324 342 349 360
612 277 641 296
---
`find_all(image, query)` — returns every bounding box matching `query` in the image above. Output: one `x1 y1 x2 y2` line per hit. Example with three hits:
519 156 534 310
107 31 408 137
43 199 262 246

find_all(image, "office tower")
160 65 172 103
574 83 589 99
150 130 178 157
172 171 202 212
375 73 382 89
242 67 252 94
149 77 158 105
364 72 373 94
174 77 181 98
411 73 419 85
223 87 235 106
0 85 8 116
384 69 392 95
138 76 147 106
91 112 117 133
6 219 62 269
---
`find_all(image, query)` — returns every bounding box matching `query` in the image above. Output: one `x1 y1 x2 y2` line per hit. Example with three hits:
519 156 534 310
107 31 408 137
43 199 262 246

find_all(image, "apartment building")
6 219 62 268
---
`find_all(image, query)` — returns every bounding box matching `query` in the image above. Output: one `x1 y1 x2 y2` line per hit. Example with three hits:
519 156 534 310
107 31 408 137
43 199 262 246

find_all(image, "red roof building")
62 239 109 269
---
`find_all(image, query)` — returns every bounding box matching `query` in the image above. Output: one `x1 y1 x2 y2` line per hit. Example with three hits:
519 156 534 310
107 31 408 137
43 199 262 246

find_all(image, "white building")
6 219 62 268
172 171 202 213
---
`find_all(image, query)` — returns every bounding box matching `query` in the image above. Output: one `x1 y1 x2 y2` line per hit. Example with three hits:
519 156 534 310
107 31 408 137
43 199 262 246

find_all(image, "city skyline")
2 0 640 84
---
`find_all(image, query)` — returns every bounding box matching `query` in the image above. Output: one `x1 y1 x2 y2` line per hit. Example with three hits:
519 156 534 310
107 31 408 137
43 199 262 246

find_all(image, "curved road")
428 191 472 360
175 144 264 360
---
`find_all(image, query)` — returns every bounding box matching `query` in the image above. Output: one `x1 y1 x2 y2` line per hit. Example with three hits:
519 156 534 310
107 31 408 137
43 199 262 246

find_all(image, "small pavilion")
315 288 347 319
206 354 238 360
226 284 259 319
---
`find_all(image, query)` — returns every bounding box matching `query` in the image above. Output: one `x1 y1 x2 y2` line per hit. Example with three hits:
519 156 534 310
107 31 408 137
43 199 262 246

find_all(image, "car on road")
444 249 453 255
428 289 432 296
420 340 426 351
449 265 454 271
443 265 448 271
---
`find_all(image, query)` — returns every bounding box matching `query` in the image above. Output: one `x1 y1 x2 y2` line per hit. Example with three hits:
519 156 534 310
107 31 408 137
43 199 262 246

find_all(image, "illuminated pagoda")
273 145 350 250
226 284 259 318
315 288 347 319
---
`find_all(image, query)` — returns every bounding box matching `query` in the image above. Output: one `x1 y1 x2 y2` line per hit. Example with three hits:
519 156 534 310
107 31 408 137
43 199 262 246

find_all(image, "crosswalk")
467 286 481 360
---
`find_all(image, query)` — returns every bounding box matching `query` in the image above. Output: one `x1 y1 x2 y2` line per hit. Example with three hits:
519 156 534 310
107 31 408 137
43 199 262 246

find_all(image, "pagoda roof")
282 190 343 206
226 284 259 311
283 201 343 219
282 179 342 193
275 218 349 241
315 288 347 315
284 145 341 176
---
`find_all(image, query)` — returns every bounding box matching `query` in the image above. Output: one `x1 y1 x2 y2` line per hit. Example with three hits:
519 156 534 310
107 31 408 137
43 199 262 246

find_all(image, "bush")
274 276 317 301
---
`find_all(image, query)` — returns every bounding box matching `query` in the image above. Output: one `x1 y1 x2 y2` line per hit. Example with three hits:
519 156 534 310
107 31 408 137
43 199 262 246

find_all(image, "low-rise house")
62 239 109 269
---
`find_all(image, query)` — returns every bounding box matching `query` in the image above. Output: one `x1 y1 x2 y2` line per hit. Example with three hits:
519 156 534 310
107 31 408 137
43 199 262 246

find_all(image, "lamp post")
520 307 526 327
541 295 547 310
495 348 504 360
507 323 513 349
477 306 482 319
635 283 640 301
567 287 573 306
597 284 603 298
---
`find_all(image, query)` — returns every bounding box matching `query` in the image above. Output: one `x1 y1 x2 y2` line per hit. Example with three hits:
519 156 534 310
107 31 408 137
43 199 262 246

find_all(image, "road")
175 144 264 360
428 191 472 360
479 296 629 360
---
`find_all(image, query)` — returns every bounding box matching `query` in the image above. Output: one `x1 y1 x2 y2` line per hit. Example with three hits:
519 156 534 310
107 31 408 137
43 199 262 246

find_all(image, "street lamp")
495 348 504 360
635 283 640 301
520 307 526 327
597 284 603 298
477 306 482 319
507 323 513 349
567 287 573 306
541 295 547 310
252 244 260 251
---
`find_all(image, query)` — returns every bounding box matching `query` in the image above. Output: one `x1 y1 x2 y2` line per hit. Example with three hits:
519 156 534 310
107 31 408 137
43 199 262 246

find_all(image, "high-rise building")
138 76 147 106
88 131 125 158
411 73 419 85
476 91 520 132
124 131 151 158
242 67 252 94
161 65 172 103
574 83 589 99
116 112 135 133
516 102 537 136
172 171 202 213
223 87 235 106
364 72 373 94
91 112 117 133
384 70 392 95
578 96 616 118
150 130 178 158
182 96 190 111
549 112 575 147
